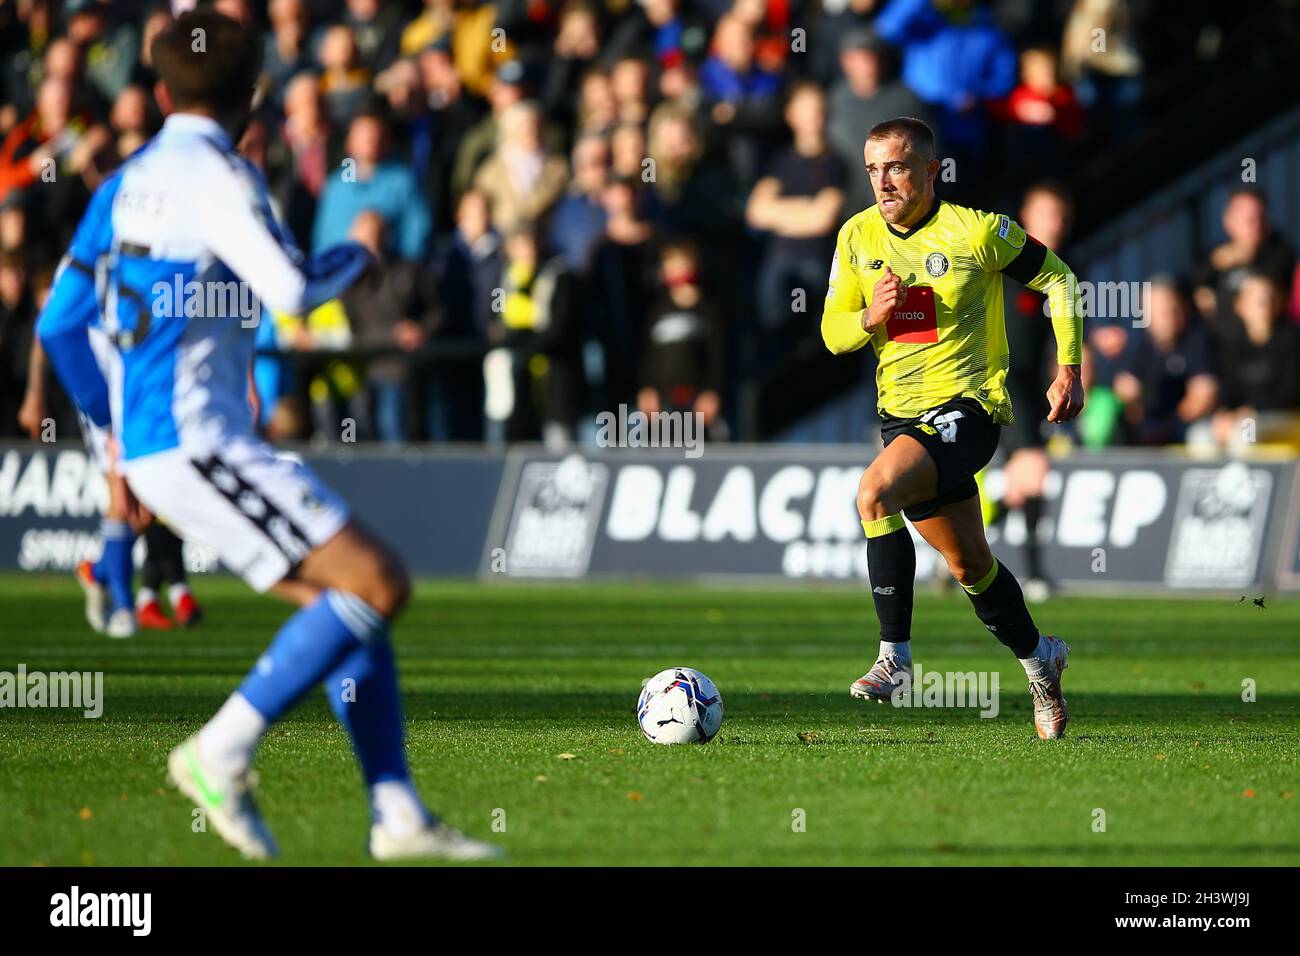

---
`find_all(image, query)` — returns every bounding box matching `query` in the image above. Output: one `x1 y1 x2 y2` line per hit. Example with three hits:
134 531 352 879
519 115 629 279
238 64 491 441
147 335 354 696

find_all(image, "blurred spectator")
549 133 610 270
413 40 486 230
433 189 500 344
0 196 27 252
1113 278 1218 446
638 240 726 437
65 0 139 107
646 101 739 256
106 84 155 167
874 0 1016 174
401 0 454 58
0 248 35 437
730 0 794 75
430 189 498 441
340 210 441 444
588 177 657 408
450 60 528 198
312 109 432 261
450 0 515 98
1193 189 1295 324
609 55 651 127
2 1 57 122
484 224 585 447
317 23 371 129
268 295 361 443
1000 46 1082 138
263 0 313 109
472 101 569 234
272 71 332 247
994 45 1082 179
11 264 62 440
605 0 711 71
827 30 930 214
132 7 174 91
575 66 617 138
996 181 1074 593
699 12 783 185
1061 0 1142 125
1211 273 1300 451
746 82 846 331
811 0 884 85
541 2 601 133
0 76 105 203
339 0 404 74
610 121 648 181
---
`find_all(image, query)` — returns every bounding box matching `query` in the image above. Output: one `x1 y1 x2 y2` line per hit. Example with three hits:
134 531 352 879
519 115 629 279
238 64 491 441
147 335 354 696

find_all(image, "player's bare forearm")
1046 364 1084 423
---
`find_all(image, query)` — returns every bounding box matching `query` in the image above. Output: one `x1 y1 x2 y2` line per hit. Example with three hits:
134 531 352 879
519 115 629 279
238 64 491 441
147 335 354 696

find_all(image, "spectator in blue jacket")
549 133 611 271
874 0 1016 163
312 108 432 261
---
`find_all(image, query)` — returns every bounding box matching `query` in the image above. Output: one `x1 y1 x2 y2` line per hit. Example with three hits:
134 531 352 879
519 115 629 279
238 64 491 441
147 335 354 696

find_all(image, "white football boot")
849 653 913 703
167 739 279 859
75 560 107 633
1028 635 1070 739
105 607 136 639
370 820 504 862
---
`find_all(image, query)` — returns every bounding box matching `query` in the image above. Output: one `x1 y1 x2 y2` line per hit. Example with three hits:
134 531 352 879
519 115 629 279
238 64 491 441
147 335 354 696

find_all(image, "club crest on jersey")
925 252 949 277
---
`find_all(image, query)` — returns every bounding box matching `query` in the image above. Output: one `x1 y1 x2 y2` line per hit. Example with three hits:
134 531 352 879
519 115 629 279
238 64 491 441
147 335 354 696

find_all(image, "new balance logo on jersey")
873 586 896 595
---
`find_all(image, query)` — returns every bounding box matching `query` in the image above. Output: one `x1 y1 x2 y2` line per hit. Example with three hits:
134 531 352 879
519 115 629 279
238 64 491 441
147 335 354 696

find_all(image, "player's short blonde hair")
867 117 936 161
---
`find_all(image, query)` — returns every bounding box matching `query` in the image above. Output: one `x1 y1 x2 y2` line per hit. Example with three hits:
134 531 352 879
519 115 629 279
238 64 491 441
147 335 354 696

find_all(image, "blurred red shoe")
137 598 174 631
174 591 204 628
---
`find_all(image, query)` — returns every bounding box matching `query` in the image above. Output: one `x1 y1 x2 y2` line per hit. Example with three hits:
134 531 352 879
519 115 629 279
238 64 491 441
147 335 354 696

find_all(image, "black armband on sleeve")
1001 236 1048 284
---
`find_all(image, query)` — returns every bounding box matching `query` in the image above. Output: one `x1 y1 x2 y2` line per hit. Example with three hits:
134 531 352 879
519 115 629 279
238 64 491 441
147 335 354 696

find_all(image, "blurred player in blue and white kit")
37 10 498 861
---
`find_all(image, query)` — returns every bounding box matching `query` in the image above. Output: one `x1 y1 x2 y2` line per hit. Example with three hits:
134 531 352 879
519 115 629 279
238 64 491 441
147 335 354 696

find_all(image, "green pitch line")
1 575 1296 866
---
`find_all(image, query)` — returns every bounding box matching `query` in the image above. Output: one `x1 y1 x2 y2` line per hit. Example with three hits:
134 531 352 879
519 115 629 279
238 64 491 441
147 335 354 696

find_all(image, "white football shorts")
122 435 350 592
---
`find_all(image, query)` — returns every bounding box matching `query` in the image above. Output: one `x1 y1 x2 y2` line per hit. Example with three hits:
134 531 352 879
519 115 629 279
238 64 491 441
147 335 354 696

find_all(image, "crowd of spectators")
0 0 1296 453
1078 187 1300 452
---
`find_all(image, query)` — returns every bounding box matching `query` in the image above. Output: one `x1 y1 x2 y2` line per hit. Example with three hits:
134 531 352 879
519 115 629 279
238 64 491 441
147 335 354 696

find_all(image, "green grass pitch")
1 575 1297 866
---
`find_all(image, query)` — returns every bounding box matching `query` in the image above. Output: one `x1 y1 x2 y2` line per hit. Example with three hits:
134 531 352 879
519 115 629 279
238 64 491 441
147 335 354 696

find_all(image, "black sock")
144 522 185 589
961 559 1040 657
863 514 915 643
141 526 163 593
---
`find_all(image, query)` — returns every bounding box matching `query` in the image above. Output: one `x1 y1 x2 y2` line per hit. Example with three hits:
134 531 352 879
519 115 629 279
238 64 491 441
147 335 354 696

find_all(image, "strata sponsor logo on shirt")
884 285 938 344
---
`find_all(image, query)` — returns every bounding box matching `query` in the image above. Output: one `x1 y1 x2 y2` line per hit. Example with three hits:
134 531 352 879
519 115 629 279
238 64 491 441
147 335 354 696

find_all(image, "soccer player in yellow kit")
821 117 1085 739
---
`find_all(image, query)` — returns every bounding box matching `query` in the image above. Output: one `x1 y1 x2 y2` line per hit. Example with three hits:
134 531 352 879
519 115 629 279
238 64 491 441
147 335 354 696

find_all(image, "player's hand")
864 266 904 332
17 388 47 439
1046 364 1085 424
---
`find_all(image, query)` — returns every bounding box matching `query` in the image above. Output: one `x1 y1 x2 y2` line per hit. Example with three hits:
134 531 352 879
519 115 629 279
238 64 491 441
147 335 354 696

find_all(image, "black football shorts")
879 396 1001 522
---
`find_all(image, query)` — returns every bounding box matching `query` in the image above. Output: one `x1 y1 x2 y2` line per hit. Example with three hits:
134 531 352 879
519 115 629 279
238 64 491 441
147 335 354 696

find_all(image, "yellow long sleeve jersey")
821 200 1082 425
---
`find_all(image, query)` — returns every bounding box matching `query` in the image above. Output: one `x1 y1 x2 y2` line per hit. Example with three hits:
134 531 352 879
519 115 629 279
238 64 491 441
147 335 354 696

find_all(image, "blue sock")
94 519 135 612
325 629 410 786
239 590 375 722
